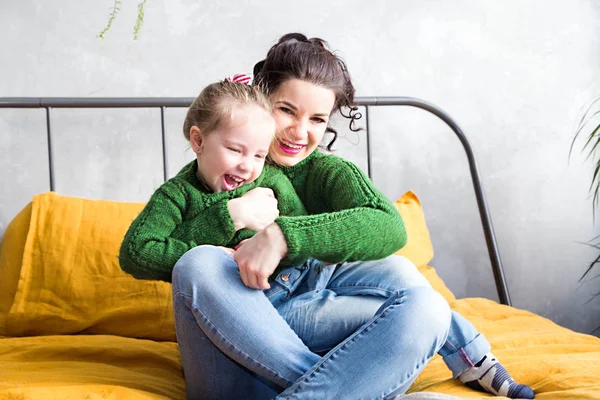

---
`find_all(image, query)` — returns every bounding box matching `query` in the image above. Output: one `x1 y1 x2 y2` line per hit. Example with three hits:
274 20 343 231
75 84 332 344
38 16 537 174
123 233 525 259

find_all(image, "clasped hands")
222 188 288 290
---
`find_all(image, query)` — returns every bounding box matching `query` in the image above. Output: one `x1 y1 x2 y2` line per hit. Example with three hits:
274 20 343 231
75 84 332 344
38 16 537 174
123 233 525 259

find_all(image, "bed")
0 97 599 400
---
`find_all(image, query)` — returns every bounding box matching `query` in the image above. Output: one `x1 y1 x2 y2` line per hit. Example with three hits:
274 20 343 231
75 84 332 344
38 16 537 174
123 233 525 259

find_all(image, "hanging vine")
97 0 149 40
133 0 148 40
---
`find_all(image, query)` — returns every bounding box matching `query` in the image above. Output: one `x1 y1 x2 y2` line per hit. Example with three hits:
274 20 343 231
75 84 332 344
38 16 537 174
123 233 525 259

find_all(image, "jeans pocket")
266 266 309 305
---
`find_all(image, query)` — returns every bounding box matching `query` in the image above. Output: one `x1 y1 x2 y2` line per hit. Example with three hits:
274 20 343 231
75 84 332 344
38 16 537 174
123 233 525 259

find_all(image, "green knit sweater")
275 151 406 265
119 161 307 282
120 151 407 282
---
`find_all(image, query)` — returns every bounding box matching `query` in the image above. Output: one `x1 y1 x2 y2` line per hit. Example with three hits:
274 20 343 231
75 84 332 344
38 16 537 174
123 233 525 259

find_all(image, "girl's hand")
227 188 280 231
233 223 288 290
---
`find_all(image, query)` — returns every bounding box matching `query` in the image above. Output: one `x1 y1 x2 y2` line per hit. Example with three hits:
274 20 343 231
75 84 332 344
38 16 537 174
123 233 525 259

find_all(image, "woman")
171 33 534 399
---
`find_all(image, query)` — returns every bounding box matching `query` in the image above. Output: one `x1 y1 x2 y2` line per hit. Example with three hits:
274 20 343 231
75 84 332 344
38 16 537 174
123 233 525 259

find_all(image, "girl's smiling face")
191 104 275 192
269 79 336 167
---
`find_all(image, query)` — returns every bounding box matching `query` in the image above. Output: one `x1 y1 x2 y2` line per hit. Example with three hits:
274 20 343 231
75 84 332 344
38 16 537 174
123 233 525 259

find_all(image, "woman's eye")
312 117 326 124
279 107 293 115
227 147 241 153
255 154 266 159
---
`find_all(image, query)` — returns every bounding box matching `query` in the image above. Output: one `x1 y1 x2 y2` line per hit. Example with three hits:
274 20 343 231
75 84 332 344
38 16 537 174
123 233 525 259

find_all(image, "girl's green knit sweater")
119 152 406 282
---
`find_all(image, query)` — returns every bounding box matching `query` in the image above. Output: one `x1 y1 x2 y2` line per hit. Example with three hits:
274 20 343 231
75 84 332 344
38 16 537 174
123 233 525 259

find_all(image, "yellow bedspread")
1 297 598 399
411 298 600 399
0 192 598 399
0 335 184 400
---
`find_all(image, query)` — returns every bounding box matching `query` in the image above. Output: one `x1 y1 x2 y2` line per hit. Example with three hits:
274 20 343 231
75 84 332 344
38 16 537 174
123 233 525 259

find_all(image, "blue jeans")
172 246 488 399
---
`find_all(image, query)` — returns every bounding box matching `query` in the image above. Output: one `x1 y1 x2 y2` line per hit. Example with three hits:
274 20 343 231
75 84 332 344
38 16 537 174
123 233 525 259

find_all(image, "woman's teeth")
279 139 305 154
281 140 303 149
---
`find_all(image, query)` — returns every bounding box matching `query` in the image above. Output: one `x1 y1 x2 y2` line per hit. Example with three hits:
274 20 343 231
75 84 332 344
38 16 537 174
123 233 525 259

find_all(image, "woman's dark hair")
253 33 361 150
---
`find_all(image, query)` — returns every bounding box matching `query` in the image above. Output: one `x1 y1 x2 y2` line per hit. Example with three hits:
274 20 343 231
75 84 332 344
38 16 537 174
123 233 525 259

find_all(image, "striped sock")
458 353 534 399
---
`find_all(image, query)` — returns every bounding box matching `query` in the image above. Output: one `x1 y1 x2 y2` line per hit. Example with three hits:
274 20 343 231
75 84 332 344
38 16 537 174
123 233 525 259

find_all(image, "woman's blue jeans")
172 245 489 399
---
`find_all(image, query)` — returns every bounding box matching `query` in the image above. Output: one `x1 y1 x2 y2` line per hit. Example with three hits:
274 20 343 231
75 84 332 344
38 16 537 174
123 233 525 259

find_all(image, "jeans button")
280 273 289 282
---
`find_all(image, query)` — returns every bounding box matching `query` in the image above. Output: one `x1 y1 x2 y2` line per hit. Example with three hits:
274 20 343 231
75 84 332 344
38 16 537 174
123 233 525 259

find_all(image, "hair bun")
277 32 309 45
253 60 265 76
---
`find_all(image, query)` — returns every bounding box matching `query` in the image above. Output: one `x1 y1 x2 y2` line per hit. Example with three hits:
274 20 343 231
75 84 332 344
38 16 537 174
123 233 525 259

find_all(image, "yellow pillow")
2 192 175 341
0 203 32 334
394 191 455 302
0 190 454 340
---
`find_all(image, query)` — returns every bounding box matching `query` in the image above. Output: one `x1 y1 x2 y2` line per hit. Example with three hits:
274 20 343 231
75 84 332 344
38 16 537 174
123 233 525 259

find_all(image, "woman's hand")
227 188 280 231
233 223 288 290
216 246 235 256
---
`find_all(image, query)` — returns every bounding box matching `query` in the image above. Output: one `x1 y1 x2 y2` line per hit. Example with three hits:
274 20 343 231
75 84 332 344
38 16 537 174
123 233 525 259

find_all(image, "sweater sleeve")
262 165 307 218
118 181 236 282
227 167 307 249
276 156 407 264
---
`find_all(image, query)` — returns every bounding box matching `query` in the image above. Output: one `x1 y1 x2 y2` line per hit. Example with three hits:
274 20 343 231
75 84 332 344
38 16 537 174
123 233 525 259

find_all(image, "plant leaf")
583 122 600 161
585 291 600 304
97 0 122 39
580 257 600 282
570 107 600 158
133 0 148 40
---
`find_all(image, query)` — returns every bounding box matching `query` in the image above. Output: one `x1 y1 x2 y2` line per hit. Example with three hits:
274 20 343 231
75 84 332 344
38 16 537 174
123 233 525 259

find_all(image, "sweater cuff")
275 216 303 264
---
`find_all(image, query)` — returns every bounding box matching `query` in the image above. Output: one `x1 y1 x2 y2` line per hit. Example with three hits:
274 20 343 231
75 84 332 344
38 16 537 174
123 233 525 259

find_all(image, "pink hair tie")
226 73 252 85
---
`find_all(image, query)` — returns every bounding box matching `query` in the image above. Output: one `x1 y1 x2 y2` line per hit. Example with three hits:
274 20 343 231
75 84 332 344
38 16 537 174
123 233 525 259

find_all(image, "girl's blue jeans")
172 245 490 400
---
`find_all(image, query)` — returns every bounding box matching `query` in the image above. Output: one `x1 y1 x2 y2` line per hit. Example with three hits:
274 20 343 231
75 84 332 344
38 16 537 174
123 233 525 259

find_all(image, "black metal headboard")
0 96 511 305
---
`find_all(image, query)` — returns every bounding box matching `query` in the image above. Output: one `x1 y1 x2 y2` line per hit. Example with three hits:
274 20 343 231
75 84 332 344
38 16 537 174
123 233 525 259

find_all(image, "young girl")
119 79 307 283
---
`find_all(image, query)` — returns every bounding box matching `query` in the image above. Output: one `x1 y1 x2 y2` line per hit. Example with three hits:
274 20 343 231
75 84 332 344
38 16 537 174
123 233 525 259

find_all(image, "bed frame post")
358 96 512 306
45 107 56 192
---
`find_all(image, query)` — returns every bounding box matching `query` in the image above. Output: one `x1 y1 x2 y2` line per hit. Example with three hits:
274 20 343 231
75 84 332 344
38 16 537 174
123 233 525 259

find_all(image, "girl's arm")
119 181 236 282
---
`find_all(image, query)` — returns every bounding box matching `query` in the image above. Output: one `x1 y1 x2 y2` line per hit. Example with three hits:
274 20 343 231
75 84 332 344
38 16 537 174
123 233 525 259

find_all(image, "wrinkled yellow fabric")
410 298 600 399
0 191 450 340
1 193 174 341
0 335 184 399
394 190 435 267
394 190 455 302
0 298 598 399
0 202 31 333
1 192 599 399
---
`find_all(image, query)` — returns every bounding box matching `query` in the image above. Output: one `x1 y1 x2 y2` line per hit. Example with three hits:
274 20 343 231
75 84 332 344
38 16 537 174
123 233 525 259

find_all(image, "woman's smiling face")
269 79 336 166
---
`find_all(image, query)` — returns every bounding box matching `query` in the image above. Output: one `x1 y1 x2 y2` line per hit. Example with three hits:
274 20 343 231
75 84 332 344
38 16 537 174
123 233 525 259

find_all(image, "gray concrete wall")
1 0 599 335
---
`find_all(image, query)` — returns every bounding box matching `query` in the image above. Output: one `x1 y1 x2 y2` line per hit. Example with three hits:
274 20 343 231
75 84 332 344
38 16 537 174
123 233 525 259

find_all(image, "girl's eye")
227 147 241 153
255 154 266 159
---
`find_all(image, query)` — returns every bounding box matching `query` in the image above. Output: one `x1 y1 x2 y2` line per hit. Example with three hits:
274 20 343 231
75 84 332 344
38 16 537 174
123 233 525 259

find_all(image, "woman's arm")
277 155 407 264
231 166 306 289
233 155 407 288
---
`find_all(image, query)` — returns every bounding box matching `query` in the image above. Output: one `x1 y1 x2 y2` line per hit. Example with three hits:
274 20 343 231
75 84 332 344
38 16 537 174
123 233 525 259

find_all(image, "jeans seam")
382 321 447 399
266 286 285 299
330 284 396 297
281 293 425 400
173 292 293 387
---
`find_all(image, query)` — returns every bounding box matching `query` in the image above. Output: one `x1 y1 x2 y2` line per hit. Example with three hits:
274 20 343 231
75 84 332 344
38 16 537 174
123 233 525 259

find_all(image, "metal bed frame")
0 96 512 305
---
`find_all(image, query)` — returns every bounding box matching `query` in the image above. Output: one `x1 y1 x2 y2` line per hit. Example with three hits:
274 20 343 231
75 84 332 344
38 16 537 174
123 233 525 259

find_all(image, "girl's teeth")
227 174 243 183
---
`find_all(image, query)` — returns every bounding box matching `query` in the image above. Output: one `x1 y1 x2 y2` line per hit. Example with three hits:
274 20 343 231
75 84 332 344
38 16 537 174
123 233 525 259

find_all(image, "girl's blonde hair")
183 80 272 140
